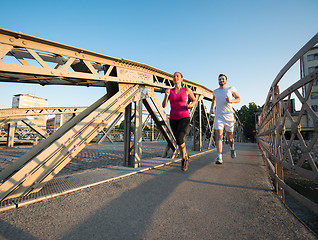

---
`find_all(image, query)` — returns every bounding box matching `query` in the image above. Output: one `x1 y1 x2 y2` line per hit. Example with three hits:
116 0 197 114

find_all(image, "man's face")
218 76 227 86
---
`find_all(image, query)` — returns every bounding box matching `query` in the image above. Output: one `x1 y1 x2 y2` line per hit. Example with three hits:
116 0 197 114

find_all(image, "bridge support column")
208 103 215 149
123 99 142 168
133 99 143 168
276 163 284 200
124 103 132 167
151 118 154 141
198 100 202 151
6 122 15 147
193 100 202 151
273 85 285 201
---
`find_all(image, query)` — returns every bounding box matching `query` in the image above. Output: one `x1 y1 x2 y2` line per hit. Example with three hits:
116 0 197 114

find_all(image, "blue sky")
0 0 317 111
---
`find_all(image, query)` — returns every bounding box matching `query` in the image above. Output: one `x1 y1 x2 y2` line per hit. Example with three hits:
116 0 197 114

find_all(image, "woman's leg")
176 118 190 170
178 142 187 159
170 118 190 170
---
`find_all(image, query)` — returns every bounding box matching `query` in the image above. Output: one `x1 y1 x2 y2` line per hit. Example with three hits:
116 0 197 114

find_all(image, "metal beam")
0 28 237 203
0 107 87 120
0 28 213 99
0 84 140 201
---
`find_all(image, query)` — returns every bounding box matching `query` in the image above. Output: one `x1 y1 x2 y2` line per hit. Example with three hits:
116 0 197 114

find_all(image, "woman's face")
173 72 183 85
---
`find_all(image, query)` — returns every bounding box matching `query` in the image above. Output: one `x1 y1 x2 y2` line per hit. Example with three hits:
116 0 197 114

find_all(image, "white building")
12 94 48 127
46 113 75 132
300 45 318 128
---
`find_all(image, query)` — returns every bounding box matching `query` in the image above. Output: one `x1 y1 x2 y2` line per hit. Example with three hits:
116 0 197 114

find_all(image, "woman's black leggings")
169 117 190 145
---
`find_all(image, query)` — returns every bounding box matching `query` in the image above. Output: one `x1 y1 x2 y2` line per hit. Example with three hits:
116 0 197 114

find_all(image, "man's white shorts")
214 114 235 133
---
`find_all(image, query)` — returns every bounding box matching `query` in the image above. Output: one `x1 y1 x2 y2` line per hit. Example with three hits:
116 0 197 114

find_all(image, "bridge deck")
0 143 316 239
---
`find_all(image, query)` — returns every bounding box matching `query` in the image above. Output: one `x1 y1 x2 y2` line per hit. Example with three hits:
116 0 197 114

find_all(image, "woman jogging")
162 72 197 171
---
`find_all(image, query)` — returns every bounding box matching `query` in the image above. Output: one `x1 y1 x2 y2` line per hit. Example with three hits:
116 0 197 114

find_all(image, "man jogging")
211 74 240 164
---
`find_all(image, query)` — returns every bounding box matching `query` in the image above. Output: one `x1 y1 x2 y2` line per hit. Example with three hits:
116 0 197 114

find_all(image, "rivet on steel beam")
22 41 27 45
9 38 14 42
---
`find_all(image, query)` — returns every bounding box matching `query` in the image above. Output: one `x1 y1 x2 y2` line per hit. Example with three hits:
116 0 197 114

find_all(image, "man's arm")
226 91 240 104
231 91 240 103
211 96 216 114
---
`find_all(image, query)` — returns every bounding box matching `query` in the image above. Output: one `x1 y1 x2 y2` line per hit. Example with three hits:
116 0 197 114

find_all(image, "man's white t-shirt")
213 86 237 120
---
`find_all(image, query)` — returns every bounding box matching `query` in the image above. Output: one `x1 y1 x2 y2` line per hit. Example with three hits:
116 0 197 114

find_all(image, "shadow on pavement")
60 156 212 239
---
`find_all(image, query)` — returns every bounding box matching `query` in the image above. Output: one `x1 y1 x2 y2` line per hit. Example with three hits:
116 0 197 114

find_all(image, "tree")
116 120 125 129
237 102 259 142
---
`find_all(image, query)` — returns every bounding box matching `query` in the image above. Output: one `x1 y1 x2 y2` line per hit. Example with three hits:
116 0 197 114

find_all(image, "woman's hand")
186 104 193 109
165 89 170 97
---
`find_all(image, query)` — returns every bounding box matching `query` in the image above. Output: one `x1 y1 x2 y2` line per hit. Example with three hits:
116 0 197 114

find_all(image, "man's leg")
215 129 224 164
216 129 223 155
226 131 236 158
226 131 234 149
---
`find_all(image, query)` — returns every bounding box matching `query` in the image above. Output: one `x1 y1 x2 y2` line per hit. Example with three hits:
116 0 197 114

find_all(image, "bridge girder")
0 28 212 100
0 28 244 202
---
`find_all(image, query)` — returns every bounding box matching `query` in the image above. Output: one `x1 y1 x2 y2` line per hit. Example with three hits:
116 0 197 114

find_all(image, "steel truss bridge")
0 28 243 202
0 107 167 144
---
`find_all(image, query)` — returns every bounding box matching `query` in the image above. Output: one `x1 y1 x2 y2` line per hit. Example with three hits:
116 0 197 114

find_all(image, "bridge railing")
0 105 243 147
257 33 318 215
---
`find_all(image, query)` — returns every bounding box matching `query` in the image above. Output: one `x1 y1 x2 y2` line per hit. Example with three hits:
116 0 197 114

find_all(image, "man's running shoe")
231 149 236 158
216 156 223 164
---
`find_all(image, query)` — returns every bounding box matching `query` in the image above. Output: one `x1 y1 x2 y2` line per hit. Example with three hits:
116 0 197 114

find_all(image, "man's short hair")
218 74 227 80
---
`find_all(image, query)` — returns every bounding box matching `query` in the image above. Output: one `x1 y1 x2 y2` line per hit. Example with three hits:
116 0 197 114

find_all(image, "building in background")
12 94 48 128
300 45 318 128
46 113 75 132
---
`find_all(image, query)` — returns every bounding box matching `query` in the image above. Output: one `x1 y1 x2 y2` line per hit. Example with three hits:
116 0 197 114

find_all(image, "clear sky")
0 0 317 111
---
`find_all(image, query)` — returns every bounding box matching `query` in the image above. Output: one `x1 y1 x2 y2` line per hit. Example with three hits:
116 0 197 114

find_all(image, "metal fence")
257 33 318 215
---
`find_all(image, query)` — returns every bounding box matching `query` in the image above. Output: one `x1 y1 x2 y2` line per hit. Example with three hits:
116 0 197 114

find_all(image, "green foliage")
115 120 124 129
237 102 259 142
116 119 159 133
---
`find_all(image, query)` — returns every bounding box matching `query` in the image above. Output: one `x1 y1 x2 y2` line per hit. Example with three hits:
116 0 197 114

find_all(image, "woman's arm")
186 87 197 109
162 88 170 108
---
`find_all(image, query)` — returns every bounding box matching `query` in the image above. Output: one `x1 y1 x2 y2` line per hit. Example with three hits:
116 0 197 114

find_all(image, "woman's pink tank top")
169 87 190 120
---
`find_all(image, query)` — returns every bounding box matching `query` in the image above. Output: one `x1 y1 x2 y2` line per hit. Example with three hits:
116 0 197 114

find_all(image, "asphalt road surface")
0 143 316 239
